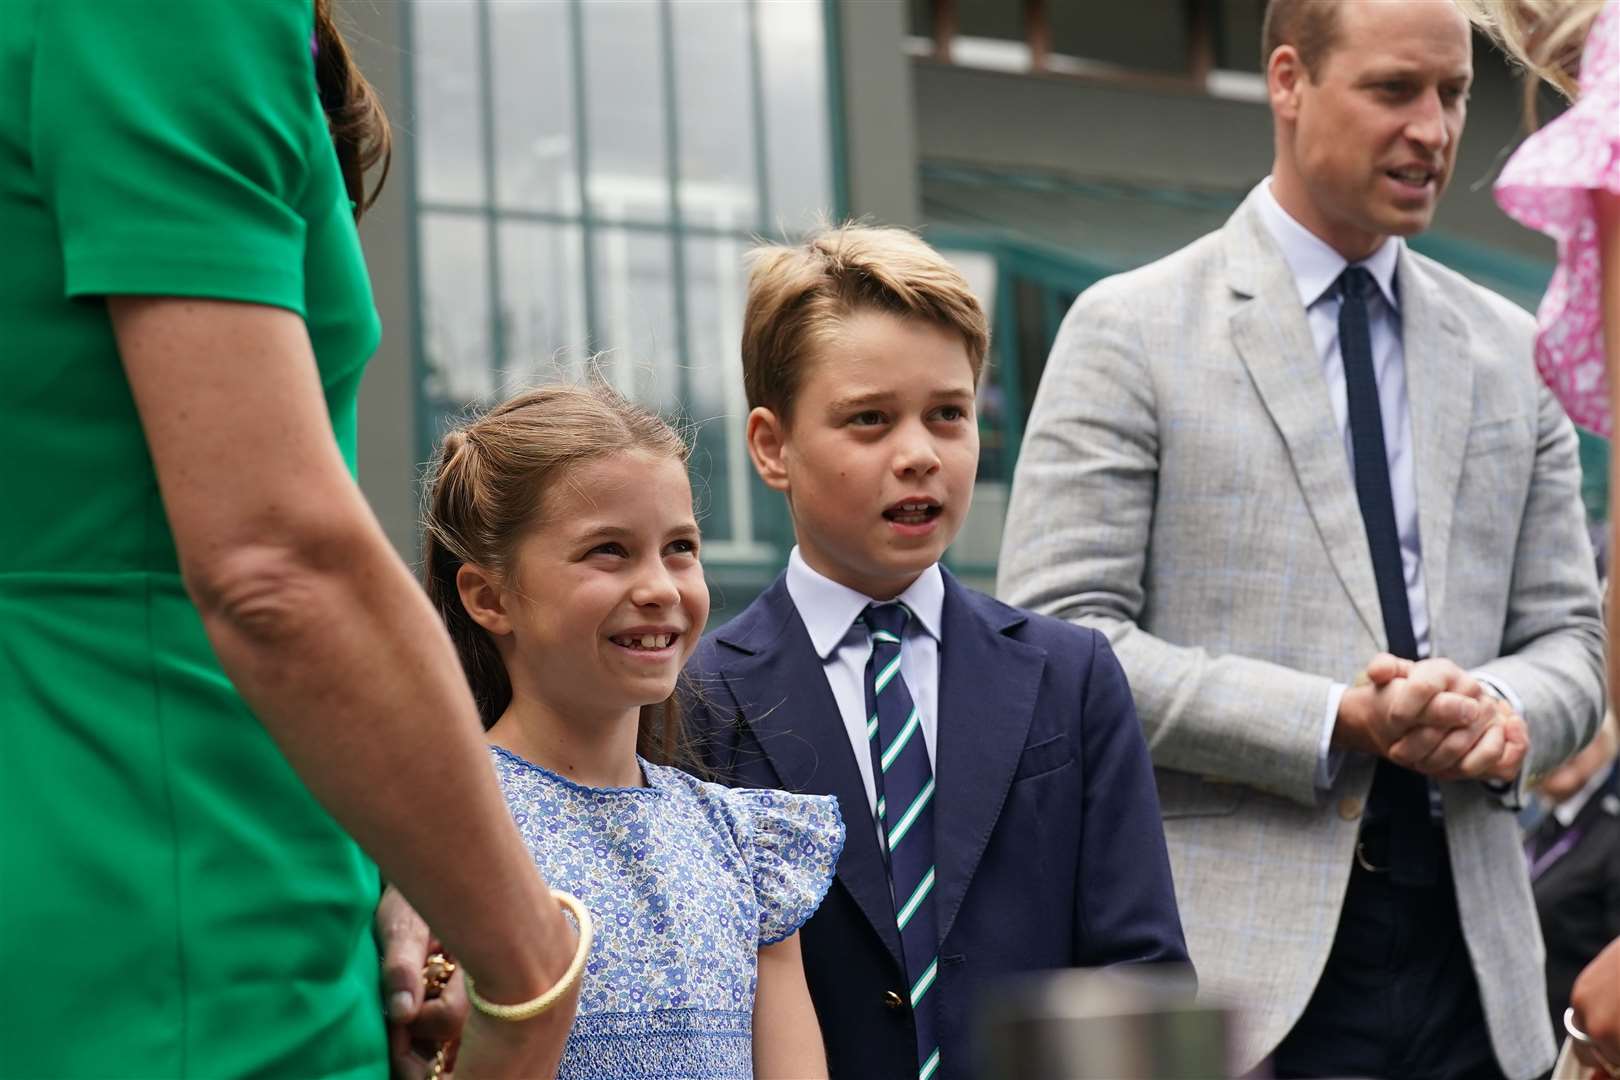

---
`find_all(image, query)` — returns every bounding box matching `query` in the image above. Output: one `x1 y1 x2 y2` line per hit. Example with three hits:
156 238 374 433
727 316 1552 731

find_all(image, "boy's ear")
745 406 791 493
456 563 512 636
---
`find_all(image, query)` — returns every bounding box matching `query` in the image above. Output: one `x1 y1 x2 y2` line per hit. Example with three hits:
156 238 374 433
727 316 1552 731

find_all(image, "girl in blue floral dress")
421 382 845 1079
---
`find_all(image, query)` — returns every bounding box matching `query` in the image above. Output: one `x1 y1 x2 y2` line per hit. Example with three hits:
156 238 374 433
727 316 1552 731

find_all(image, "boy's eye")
666 538 699 557
934 405 968 422
849 410 886 427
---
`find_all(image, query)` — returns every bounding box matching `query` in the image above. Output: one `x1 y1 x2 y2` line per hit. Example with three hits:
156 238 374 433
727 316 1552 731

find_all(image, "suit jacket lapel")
715 578 905 968
932 572 1043 948
1224 199 1386 647
1397 251 1470 642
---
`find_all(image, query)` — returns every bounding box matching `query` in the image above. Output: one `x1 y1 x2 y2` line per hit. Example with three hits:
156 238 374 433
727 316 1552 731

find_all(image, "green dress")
0 2 387 1074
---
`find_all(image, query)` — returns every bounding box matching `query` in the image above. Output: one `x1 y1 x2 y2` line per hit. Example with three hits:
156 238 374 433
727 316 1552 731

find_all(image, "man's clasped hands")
1335 653 1528 785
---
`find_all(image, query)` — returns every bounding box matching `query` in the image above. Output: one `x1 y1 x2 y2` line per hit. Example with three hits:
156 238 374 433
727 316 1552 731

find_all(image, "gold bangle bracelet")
466 890 594 1023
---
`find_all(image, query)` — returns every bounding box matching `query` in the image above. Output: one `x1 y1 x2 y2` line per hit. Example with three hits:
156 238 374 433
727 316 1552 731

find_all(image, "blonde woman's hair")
1456 0 1604 119
741 223 990 421
420 381 694 765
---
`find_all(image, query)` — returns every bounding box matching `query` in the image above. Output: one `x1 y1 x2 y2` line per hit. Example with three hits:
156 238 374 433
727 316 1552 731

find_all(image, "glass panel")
908 0 932 39
420 213 493 408
681 234 780 559
759 2 834 233
490 0 578 213
957 0 1025 41
413 0 486 205
498 222 588 391
1051 0 1190 73
672 0 759 230
591 228 679 413
1217 0 1267 72
582 1 669 223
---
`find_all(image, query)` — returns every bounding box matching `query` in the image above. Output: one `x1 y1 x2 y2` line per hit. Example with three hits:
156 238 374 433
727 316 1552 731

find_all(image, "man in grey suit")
997 1 1604 1077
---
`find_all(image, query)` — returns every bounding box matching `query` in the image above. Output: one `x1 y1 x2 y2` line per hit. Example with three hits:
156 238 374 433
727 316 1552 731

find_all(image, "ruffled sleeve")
1493 0 1620 435
727 788 845 947
1495 1 1620 238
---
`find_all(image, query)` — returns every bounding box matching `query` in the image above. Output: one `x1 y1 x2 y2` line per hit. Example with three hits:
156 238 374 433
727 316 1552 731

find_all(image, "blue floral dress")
490 746 845 1080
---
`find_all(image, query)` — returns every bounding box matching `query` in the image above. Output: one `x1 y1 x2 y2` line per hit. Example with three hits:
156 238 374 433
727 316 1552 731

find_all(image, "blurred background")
343 0 1603 623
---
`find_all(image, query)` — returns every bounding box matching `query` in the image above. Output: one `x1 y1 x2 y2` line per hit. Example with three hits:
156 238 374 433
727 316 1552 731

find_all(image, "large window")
407 0 839 614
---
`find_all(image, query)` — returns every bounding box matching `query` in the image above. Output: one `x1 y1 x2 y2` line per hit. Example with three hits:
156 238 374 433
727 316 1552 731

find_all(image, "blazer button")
1338 797 1363 821
882 990 906 1010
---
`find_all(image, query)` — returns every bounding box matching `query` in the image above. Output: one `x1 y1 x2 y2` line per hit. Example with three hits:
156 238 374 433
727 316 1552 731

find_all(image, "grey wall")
838 0 922 225
343 0 421 563
910 45 1555 265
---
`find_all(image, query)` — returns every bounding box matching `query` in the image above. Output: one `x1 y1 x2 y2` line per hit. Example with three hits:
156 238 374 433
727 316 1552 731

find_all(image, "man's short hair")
1261 0 1344 77
740 223 989 420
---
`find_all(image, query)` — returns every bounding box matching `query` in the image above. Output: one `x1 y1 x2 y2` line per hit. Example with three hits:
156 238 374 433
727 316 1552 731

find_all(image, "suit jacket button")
883 990 906 1010
1338 797 1363 821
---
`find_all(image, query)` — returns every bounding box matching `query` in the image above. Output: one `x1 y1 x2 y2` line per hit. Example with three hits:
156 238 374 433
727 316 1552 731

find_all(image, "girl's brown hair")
313 0 392 220
421 382 695 767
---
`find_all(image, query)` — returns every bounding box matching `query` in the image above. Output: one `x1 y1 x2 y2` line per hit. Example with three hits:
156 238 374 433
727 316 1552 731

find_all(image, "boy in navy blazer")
683 224 1188 1080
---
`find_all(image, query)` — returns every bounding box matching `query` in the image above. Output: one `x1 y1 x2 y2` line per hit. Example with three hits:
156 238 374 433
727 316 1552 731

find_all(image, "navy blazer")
682 570 1189 1080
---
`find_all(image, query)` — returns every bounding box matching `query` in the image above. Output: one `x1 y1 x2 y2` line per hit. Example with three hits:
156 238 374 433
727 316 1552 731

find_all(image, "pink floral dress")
1495 0 1620 436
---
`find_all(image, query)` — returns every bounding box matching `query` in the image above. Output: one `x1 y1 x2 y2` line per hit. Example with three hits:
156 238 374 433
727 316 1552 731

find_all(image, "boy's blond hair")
741 223 989 420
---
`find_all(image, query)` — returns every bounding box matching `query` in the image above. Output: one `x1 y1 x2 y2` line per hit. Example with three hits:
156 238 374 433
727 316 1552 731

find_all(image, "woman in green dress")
0 2 580 1075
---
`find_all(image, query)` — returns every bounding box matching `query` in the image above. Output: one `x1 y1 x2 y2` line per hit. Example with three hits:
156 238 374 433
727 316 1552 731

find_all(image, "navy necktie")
1338 266 1438 888
862 602 940 1080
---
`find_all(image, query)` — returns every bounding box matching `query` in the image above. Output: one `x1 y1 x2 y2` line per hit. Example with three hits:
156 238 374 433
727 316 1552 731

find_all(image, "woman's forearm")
1598 190 1620 712
107 296 573 1004
193 516 574 1001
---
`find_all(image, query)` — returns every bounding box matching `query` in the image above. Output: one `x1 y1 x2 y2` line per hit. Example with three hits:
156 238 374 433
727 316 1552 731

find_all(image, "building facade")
344 0 1563 619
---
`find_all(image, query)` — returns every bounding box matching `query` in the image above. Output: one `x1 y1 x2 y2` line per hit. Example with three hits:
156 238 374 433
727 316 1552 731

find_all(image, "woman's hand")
1569 936 1620 1075
375 886 469 1079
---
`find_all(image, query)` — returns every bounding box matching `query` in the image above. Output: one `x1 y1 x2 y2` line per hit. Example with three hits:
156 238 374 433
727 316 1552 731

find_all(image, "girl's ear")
456 563 512 636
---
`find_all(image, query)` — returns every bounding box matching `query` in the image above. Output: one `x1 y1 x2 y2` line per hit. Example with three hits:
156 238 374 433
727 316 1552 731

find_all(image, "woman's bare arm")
1599 189 1620 710
753 933 828 1079
109 296 577 1075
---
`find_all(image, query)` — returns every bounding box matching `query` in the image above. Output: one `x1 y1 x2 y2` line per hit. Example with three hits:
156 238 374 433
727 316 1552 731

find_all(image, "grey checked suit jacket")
997 193 1605 1079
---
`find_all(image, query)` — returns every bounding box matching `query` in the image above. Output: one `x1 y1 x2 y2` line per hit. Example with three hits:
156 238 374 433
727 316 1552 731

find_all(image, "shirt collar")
1253 177 1402 312
784 546 944 659
1553 762 1617 827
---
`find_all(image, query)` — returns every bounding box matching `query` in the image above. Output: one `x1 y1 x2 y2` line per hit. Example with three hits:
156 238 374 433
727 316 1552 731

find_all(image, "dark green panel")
1049 0 1189 73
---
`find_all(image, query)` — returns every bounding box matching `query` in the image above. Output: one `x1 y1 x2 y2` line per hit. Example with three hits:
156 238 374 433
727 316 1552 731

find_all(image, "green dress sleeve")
32 0 323 315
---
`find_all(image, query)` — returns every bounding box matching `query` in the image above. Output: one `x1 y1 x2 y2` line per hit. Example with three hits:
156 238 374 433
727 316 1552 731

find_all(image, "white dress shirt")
1552 763 1615 828
1253 179 1520 789
783 547 943 821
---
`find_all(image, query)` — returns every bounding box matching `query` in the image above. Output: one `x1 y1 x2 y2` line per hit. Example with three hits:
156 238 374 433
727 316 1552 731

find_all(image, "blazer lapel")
715 578 905 968
1396 251 1470 642
1224 199 1386 647
931 573 1043 948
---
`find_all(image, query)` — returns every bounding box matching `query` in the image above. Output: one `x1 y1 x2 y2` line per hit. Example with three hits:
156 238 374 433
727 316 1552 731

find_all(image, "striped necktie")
862 602 940 1080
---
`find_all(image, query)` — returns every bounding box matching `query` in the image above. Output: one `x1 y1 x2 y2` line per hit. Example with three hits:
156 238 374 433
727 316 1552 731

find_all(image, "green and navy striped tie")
862 602 940 1080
